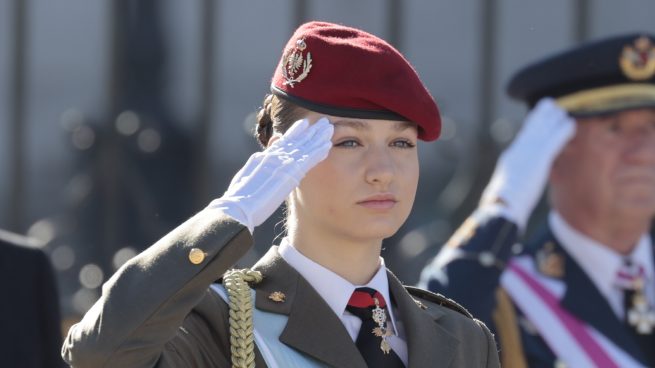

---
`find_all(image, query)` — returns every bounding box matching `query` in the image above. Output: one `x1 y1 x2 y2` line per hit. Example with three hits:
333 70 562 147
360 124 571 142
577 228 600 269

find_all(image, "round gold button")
188 248 205 265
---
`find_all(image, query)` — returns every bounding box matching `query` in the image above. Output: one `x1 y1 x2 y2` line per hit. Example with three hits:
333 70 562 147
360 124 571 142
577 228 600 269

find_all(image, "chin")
349 222 403 241
615 201 655 219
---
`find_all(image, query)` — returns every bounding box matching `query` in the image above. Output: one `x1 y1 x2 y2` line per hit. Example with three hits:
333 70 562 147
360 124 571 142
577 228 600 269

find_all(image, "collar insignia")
268 291 286 303
537 241 565 279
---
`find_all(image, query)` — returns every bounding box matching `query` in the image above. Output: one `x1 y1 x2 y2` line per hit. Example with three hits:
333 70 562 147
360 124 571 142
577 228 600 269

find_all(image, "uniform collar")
278 238 399 333
549 211 653 315
251 245 458 368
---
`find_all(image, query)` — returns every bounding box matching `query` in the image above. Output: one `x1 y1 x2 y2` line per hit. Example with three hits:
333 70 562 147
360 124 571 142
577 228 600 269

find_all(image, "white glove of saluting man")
480 98 576 231
209 118 334 233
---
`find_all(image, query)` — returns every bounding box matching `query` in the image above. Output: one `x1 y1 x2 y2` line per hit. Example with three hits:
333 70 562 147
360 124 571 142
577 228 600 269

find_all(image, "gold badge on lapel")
620 35 655 81
268 291 286 303
536 242 565 279
281 39 313 87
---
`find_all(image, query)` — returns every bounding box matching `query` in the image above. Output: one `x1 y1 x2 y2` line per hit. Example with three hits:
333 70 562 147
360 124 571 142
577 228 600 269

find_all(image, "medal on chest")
371 297 394 354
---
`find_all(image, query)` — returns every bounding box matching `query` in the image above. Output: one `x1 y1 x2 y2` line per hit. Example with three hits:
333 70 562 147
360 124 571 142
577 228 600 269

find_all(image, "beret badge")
619 36 655 81
281 38 313 88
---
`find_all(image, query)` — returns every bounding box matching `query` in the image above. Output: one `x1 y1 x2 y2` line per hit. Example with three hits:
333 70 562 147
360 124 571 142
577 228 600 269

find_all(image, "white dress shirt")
278 238 408 365
550 211 655 319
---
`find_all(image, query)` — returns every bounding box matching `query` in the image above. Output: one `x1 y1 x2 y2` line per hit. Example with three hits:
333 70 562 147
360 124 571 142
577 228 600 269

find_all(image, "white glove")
480 98 576 231
208 117 334 233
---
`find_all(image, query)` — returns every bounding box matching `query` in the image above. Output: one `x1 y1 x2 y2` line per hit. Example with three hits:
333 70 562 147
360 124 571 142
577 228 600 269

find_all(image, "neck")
287 226 383 285
557 210 649 255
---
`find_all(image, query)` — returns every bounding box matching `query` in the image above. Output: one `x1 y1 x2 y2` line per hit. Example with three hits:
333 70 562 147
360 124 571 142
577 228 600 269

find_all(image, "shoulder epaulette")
405 286 473 319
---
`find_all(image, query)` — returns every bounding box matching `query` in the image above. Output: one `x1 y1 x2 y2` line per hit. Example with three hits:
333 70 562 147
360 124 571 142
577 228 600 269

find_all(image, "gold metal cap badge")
281 39 313 87
620 36 655 81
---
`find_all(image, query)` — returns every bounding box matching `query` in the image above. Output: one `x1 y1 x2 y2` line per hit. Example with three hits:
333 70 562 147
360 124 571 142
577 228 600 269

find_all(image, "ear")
549 150 567 183
267 132 283 148
549 159 560 183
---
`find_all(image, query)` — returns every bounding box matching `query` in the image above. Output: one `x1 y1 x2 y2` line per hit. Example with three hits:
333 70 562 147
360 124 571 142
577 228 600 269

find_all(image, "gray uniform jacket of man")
0 230 64 368
62 209 500 367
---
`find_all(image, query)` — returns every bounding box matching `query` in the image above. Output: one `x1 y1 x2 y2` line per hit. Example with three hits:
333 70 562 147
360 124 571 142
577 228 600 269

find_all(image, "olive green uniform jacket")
62 209 500 367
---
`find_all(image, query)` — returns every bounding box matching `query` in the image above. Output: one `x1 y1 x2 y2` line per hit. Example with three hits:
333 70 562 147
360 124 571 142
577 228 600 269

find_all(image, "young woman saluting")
63 21 499 368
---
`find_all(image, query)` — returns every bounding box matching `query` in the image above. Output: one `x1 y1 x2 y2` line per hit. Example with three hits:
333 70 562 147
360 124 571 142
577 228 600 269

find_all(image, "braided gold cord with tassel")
223 268 263 368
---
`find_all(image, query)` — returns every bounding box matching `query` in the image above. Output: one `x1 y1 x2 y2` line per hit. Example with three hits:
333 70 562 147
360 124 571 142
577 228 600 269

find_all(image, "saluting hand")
480 98 576 231
209 118 334 233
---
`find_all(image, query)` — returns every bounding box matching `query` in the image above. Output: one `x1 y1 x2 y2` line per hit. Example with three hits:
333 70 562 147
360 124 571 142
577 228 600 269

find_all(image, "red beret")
271 21 441 141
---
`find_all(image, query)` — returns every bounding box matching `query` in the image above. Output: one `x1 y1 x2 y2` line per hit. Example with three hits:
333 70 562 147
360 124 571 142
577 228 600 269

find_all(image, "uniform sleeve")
154 310 226 367
62 208 253 368
419 210 519 329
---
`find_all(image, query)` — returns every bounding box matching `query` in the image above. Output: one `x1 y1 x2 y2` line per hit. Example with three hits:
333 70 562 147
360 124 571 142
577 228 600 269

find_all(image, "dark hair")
255 94 308 147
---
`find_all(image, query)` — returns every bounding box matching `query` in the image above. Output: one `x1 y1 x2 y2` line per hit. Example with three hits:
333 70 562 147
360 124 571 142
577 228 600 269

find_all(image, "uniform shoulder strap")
404 286 473 318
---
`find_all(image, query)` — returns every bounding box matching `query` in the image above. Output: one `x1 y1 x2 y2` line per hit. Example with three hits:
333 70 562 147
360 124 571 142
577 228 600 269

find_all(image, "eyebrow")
332 119 415 132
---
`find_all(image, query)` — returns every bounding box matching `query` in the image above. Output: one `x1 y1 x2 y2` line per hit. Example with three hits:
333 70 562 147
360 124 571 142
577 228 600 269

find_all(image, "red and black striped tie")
346 287 404 367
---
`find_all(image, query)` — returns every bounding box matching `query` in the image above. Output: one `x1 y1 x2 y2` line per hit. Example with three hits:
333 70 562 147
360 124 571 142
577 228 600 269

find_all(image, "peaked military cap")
507 33 655 117
270 21 441 141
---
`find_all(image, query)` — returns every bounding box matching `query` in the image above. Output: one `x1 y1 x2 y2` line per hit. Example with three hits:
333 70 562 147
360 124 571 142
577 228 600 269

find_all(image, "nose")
624 129 655 165
364 145 395 187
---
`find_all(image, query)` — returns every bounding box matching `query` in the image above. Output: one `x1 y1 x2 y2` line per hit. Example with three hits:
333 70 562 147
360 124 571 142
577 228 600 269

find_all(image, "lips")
357 194 398 210
616 172 655 185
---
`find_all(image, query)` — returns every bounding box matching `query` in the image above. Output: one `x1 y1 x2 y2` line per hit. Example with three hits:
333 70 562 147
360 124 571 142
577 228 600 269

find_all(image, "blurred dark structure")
2 0 655 328
8 0 28 232
53 0 196 318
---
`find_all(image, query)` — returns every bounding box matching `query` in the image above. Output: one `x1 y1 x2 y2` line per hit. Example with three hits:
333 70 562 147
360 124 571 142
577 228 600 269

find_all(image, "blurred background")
2 0 655 334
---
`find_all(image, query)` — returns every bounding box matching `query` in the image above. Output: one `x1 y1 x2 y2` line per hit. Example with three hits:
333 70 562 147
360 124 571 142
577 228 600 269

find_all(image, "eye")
608 121 621 133
334 139 361 148
600 116 622 134
391 139 416 149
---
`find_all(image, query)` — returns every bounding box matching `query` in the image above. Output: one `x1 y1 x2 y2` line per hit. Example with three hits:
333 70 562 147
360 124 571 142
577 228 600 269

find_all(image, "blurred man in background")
421 33 655 367
0 228 64 367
